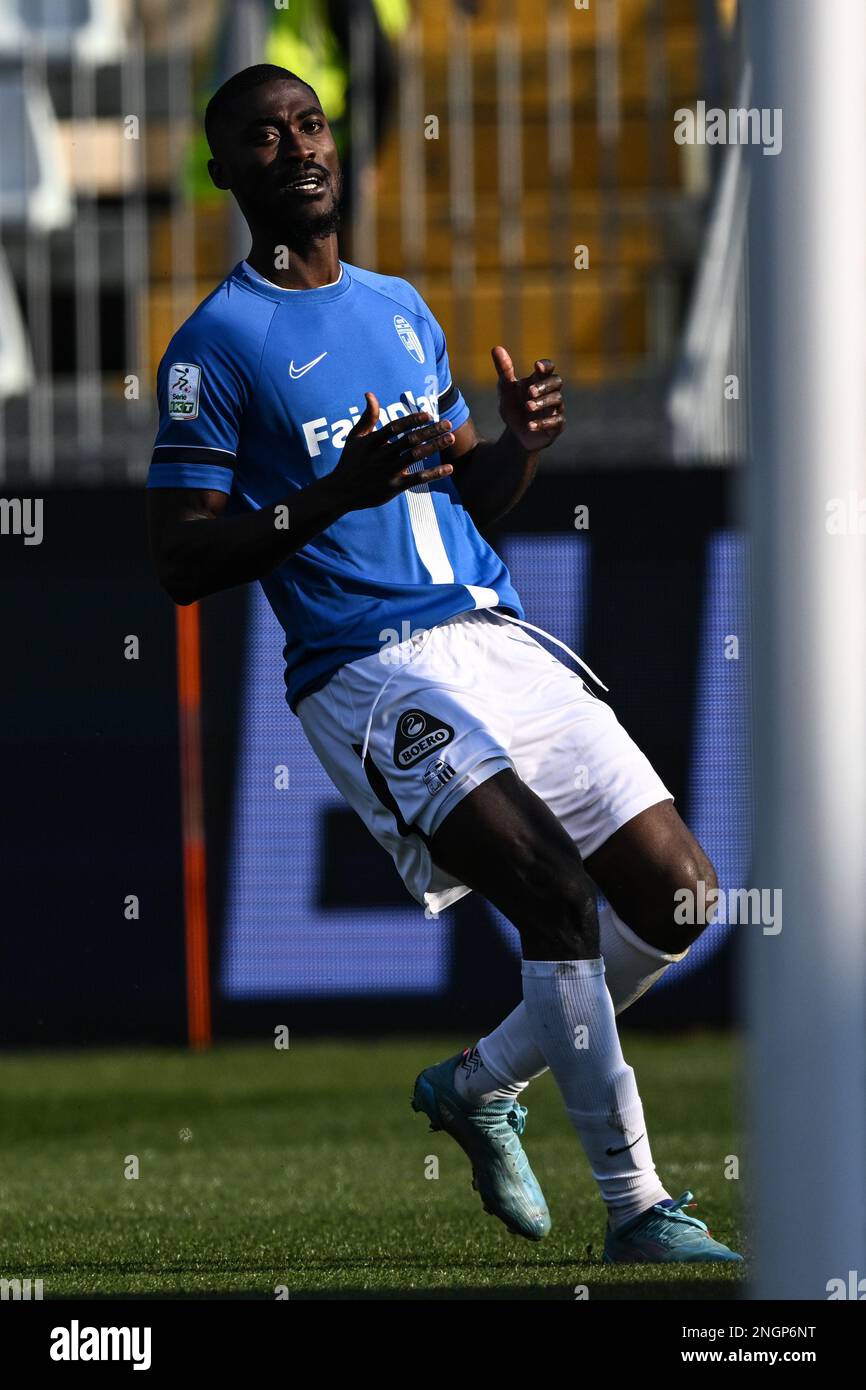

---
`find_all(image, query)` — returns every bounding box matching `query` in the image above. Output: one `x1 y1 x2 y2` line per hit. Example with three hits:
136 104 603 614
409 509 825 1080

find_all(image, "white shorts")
297 609 672 915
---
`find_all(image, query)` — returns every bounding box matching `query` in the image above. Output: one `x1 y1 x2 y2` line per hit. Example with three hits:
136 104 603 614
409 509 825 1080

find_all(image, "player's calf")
508 839 601 961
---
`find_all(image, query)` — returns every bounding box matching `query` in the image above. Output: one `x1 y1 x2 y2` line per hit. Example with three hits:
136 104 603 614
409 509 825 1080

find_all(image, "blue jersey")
147 259 524 709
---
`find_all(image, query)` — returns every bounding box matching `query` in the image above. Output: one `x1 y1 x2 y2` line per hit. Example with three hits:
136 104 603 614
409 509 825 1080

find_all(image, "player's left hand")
492 346 564 452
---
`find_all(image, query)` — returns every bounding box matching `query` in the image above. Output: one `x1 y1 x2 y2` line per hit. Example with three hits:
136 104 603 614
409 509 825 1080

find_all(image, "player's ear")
208 157 231 191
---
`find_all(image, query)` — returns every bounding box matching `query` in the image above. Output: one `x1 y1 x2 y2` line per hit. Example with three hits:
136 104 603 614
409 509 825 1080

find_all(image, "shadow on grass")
46 1280 741 1302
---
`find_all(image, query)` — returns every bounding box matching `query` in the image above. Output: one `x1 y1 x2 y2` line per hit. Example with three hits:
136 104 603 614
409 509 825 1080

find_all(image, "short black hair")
204 64 319 156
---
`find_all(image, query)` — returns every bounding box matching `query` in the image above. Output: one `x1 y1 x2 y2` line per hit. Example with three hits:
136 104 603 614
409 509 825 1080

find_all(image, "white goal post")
747 0 866 1299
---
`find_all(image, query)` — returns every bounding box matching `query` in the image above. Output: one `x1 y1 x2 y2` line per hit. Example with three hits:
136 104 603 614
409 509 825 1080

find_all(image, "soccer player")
147 65 741 1264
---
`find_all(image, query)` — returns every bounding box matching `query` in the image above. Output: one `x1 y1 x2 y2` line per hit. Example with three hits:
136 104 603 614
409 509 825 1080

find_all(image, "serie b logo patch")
393 708 454 769
168 362 201 419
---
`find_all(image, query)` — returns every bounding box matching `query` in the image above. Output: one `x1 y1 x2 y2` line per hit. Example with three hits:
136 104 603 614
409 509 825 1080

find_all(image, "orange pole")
175 602 212 1050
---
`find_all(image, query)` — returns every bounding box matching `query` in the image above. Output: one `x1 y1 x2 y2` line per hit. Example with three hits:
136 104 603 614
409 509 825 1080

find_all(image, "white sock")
458 902 687 1102
452 1043 529 1105
600 902 688 1013
521 958 669 1226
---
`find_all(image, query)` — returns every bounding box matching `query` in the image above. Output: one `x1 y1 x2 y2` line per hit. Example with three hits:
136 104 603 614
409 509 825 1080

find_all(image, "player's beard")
275 166 344 250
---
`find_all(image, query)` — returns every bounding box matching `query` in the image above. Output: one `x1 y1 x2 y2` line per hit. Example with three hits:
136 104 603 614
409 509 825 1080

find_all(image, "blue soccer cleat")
411 1052 551 1240
603 1190 744 1263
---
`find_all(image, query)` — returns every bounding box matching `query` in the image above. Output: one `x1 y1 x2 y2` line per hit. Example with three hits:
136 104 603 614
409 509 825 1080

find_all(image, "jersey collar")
233 260 352 304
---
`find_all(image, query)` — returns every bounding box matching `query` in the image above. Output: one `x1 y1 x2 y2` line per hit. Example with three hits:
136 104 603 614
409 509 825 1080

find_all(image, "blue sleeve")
147 327 246 494
423 302 471 433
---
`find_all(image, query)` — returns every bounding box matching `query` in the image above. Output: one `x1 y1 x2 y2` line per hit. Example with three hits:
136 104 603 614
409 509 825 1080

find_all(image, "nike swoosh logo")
289 352 328 379
605 1134 645 1156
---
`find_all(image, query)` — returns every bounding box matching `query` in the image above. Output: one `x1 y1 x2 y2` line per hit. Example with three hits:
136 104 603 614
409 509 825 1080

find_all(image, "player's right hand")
329 392 454 511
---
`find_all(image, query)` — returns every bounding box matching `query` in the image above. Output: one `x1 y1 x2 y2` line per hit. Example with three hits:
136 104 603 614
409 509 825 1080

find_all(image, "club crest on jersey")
423 756 456 795
394 314 425 364
168 362 201 419
393 708 454 769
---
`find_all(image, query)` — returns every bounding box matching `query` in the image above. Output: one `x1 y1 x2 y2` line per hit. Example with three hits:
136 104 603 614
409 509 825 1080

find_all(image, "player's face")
211 79 342 232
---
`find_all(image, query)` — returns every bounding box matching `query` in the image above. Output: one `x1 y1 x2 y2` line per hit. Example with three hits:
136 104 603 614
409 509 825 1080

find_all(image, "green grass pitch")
0 1033 745 1299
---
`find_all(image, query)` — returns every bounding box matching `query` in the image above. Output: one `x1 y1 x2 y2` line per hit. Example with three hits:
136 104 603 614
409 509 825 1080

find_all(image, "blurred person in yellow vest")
268 0 410 253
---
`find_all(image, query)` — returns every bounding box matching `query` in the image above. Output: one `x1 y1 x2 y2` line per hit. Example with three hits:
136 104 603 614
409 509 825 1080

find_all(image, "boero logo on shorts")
393 708 455 769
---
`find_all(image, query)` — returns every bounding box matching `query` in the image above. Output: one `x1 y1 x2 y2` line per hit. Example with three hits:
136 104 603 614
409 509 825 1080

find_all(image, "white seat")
0 0 126 63
0 70 73 230
0 243 33 399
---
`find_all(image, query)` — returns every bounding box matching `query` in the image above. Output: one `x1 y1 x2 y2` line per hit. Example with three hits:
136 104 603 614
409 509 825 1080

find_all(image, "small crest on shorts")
393 708 454 769
168 362 201 419
423 757 456 795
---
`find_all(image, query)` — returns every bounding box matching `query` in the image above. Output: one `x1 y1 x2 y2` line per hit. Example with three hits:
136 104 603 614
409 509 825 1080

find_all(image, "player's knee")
624 844 718 954
685 848 719 927
666 847 719 951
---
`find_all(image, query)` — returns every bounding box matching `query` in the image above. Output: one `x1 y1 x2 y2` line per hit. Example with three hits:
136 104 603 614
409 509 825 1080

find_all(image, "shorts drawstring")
358 607 608 769
489 611 609 692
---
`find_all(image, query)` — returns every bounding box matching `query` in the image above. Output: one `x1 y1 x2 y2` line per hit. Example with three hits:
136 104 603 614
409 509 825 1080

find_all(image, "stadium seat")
0 70 73 230
0 243 33 399
0 0 126 64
